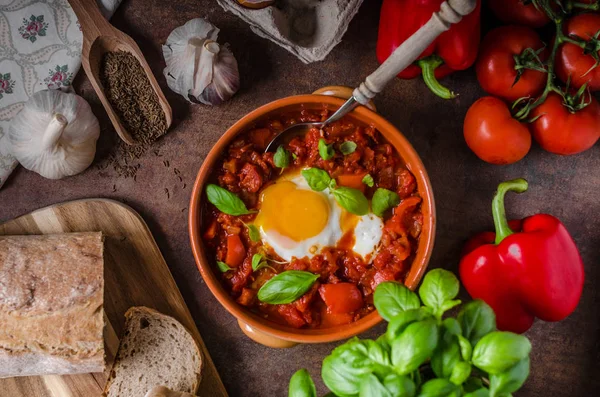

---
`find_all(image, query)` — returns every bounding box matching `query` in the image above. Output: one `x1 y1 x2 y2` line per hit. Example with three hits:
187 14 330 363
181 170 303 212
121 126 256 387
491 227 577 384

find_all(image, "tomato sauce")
203 108 423 328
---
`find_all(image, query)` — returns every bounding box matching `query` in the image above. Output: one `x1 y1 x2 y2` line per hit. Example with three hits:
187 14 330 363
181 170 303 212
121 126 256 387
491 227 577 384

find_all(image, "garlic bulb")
8 90 100 179
162 18 240 106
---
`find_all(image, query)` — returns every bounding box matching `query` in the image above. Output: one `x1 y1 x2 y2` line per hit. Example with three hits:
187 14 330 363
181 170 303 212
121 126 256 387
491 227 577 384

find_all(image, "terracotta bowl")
189 93 436 348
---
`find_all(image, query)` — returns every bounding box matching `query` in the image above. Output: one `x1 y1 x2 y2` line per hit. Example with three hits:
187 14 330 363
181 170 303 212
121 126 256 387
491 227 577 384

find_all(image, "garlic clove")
162 18 240 106
8 90 100 179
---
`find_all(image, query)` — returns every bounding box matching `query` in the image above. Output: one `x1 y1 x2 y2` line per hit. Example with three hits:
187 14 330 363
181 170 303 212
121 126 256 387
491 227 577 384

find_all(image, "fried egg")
254 173 383 261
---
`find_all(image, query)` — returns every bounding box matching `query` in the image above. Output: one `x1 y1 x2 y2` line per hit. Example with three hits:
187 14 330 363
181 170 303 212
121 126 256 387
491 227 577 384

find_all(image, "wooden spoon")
69 0 172 145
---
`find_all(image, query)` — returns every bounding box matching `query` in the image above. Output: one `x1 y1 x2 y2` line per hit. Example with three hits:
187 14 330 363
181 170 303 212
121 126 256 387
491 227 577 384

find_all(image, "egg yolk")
255 181 330 241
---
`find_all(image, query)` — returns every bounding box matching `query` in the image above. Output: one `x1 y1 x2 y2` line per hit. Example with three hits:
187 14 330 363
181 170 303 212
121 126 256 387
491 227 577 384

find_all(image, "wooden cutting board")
0 199 227 397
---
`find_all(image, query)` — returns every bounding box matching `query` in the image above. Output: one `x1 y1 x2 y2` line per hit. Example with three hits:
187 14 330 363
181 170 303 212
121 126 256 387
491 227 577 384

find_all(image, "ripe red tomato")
556 13 600 91
489 0 550 28
318 283 363 314
464 97 532 164
531 92 600 155
476 26 547 101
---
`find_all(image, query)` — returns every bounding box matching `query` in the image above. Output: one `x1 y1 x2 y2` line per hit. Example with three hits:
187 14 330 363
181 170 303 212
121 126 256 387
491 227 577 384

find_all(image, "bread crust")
0 232 105 378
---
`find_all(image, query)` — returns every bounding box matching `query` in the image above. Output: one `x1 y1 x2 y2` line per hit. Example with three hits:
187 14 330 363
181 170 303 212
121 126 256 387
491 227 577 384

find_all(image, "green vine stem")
513 0 598 120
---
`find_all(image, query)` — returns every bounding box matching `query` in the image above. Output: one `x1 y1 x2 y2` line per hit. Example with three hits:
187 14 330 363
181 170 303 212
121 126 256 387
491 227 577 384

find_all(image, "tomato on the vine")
556 13 600 91
476 26 547 101
531 92 600 155
464 97 532 164
489 0 550 28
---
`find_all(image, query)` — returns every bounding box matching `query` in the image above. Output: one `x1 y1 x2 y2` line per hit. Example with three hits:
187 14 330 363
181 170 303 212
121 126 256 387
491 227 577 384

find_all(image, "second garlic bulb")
163 18 240 106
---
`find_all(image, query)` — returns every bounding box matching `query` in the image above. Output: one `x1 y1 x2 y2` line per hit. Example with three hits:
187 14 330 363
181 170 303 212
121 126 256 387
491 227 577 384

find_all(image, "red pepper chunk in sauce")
202 108 423 329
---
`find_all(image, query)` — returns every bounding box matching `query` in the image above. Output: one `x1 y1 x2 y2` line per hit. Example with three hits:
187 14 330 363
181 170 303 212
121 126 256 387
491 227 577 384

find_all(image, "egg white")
258 174 384 262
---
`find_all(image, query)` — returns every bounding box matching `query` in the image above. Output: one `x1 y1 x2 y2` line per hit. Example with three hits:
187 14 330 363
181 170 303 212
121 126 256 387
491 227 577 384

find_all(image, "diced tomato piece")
397 169 416 198
239 163 263 193
337 172 367 192
225 234 246 267
249 128 272 150
319 283 364 314
277 305 306 328
237 288 256 307
203 219 219 240
320 306 354 328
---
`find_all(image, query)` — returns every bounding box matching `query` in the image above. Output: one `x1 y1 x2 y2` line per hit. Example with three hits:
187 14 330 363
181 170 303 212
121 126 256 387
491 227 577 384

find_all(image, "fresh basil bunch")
288 269 532 397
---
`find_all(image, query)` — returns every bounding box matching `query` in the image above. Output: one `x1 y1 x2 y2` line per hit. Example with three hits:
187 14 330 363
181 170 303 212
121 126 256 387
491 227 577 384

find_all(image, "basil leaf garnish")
372 188 400 217
247 224 261 242
332 186 369 215
216 261 231 272
301 168 331 192
206 184 254 216
362 174 374 187
289 369 317 397
257 270 319 304
274 145 291 169
339 141 357 155
318 139 335 160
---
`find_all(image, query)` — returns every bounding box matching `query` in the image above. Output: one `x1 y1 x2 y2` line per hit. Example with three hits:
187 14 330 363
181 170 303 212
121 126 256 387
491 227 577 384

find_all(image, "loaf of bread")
104 307 203 397
0 232 105 378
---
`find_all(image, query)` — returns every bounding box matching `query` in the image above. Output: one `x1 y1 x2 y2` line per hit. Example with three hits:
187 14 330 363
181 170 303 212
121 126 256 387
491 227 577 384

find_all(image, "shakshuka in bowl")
189 94 435 347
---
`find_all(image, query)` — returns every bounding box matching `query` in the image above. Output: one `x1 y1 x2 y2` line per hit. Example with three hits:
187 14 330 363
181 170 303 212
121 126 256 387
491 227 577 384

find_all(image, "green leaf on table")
472 331 531 375
391 319 438 375
489 357 530 396
301 167 331 192
372 188 400 217
340 141 357 155
288 369 317 397
449 361 472 385
418 378 461 397
382 374 416 397
359 373 392 397
319 138 335 160
386 308 433 341
457 299 497 346
374 281 421 322
418 269 460 317
206 184 254 216
257 270 318 304
431 318 462 379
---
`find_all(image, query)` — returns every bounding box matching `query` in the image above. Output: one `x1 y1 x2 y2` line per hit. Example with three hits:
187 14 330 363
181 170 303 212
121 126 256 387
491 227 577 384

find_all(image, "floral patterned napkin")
0 0 122 189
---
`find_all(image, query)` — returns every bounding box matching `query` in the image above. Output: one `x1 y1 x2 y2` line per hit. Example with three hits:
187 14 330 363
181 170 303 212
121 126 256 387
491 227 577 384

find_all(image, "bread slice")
144 385 196 397
103 307 203 397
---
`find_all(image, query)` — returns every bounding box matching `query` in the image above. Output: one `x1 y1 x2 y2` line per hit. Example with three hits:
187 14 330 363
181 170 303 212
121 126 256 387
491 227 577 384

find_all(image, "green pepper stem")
417 55 456 100
492 179 529 245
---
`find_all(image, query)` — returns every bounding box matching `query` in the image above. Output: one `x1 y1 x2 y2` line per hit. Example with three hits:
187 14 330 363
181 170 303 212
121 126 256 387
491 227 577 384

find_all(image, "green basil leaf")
418 378 461 397
457 299 497 347
206 184 254 216
251 254 264 271
332 186 369 215
386 308 433 341
458 335 473 361
289 369 317 397
372 188 400 217
463 388 490 397
216 261 231 273
257 270 319 304
449 361 472 385
319 138 335 160
374 281 421 322
376 334 391 353
418 269 460 317
362 174 374 187
301 167 331 192
340 141 357 155
247 224 261 242
359 373 392 397
274 145 291 169
431 319 462 380
382 374 416 397
463 377 484 393
489 357 530 396
321 338 386 396
472 331 531 375
292 153 298 160
391 319 438 375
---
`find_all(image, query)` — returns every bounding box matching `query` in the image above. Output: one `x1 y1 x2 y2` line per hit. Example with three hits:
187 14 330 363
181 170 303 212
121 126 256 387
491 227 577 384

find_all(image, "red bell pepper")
376 0 481 99
459 179 584 333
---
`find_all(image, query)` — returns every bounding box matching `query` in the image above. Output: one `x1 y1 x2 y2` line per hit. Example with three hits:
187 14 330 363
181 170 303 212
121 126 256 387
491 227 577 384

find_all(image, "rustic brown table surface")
1 1 598 396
